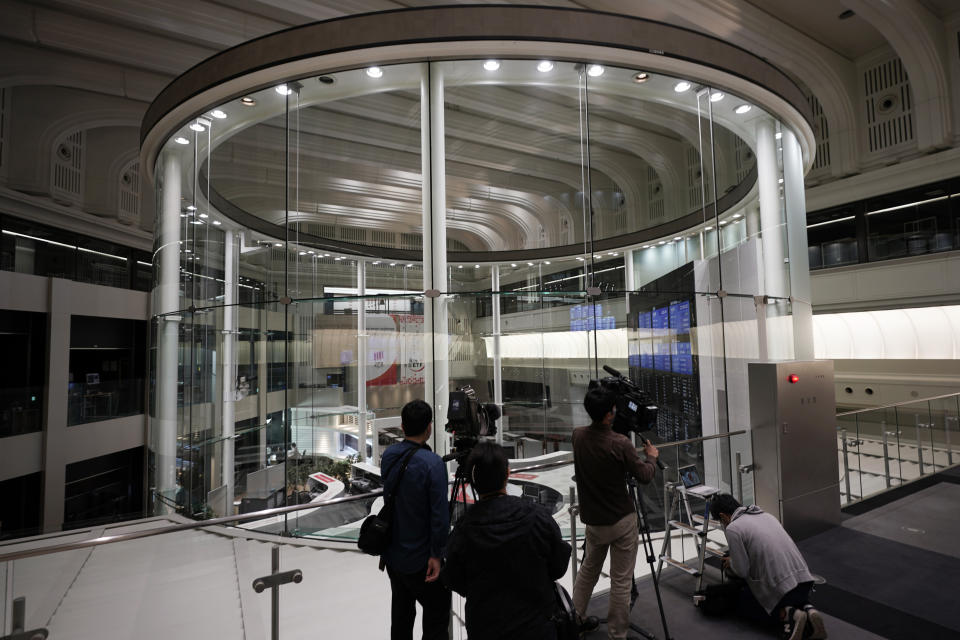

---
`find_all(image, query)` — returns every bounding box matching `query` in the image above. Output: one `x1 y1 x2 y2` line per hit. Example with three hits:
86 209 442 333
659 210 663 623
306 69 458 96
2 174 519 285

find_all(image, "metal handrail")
836 391 960 417
0 489 384 563
0 430 750 563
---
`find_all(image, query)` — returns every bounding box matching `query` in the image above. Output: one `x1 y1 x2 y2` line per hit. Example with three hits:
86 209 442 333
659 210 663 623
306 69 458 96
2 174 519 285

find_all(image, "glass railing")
836 393 960 505
0 386 44 437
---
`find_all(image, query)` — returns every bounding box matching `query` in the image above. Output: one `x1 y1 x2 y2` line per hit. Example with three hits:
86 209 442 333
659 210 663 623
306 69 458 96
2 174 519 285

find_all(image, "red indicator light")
788 374 799 384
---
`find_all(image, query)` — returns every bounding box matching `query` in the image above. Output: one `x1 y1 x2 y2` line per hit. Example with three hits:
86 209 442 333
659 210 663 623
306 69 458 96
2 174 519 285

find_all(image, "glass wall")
0 310 46 438
148 58 814 526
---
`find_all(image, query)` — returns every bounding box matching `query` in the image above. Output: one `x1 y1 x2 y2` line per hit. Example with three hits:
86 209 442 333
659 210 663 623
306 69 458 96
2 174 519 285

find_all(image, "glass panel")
0 310 46 438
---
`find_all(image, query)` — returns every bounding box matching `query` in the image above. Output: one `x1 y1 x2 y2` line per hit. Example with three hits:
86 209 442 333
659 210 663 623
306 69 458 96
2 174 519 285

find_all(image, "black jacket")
442 495 571 640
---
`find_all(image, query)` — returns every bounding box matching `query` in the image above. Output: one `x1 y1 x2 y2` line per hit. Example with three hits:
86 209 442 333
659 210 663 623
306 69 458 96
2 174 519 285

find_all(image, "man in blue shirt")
381 399 451 640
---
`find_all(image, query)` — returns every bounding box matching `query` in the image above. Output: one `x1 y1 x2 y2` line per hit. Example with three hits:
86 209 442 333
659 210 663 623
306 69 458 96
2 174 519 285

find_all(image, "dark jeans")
387 565 451 640
737 580 814 627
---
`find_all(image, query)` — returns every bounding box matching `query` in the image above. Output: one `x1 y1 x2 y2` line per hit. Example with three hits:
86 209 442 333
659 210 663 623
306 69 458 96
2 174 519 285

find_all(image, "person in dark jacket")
380 399 451 640
442 441 571 640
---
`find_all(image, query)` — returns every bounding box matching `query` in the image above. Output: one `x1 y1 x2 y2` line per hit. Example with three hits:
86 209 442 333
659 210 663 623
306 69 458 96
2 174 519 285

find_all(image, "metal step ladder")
656 482 726 592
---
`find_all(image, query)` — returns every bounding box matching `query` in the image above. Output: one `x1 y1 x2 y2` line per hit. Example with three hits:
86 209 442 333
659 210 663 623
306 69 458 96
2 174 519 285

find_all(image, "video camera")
446 385 500 439
595 365 659 437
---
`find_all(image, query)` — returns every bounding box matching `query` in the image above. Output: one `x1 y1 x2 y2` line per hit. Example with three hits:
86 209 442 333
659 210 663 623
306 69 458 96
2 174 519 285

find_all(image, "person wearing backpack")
380 399 451 640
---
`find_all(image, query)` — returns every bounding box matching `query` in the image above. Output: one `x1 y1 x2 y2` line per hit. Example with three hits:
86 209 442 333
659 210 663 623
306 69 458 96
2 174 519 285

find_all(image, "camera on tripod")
446 384 501 445
594 365 659 437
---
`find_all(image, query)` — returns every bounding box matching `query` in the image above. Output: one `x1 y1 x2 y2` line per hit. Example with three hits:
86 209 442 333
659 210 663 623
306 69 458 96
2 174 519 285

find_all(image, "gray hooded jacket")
724 505 814 614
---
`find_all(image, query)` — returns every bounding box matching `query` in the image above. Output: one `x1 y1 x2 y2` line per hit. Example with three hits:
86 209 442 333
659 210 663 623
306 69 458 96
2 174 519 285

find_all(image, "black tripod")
626 475 673 640
443 446 475 523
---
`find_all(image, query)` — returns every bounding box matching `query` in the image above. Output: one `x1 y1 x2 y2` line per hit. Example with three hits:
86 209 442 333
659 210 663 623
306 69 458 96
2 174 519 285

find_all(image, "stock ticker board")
627 265 702 453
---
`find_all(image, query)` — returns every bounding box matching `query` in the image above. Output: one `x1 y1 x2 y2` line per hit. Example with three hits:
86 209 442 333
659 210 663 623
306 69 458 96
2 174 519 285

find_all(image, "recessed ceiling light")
587 64 604 77
527 262 534 266
674 237 682 241
308 251 315 254
298 251 306 256
633 72 649 83
544 261 551 265
658 241 666 245
674 81 692 93
212 220 221 225
511 263 517 267
537 61 554 73
186 205 197 211
174 137 189 145
275 84 292 95
323 254 329 257
474 264 480 268
733 213 743 218
210 109 227 119
735 104 752 114
274 243 283 247
719 220 728 225
775 132 783 139
778 178 784 184
483 60 500 71
189 122 205 132
372 261 380 265
199 213 208 219
458 265 463 269
389 262 396 266
407 263 413 267
240 97 256 106
704 226 714 231
710 91 724 102
642 245 650 249
190 220 203 225
366 66 383 78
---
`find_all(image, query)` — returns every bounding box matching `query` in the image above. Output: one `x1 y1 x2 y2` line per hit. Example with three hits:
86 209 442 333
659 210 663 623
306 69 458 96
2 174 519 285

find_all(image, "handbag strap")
381 444 422 509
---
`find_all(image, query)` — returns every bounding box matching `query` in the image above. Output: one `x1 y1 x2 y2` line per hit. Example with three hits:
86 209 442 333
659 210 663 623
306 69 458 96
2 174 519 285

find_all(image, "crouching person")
710 494 827 640
442 442 571 639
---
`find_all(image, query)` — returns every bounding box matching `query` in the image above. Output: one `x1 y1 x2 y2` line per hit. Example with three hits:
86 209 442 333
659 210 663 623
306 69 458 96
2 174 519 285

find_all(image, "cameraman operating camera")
572 383 659 640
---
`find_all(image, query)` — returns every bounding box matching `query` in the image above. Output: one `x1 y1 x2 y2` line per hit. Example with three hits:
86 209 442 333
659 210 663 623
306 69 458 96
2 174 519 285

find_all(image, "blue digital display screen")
672 341 693 375
669 300 690 333
654 342 672 372
639 312 651 329
652 307 669 332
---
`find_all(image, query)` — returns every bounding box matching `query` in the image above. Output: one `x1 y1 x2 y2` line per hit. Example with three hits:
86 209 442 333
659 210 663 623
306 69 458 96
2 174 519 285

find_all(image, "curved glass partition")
144 8 816 526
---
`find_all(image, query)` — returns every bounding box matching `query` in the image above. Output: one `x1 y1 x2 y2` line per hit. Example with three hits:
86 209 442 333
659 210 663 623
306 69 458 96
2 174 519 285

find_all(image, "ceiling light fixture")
633 72 649 83
210 109 227 119
174 137 189 145
275 84 292 96
719 220 728 226
366 66 383 78
658 241 666 245
389 262 396 266
537 61 554 73
274 243 283 247
527 262 534 266
775 132 783 140
474 264 480 268
407 263 413 267
199 213 208 219
544 261 551 265
704 226 714 231
674 81 691 93
186 205 197 211
735 104 752 114
212 220 221 225
511 263 517 267
587 64 604 77
458 265 463 269
189 122 205 132
733 213 743 218
710 91 724 102
483 60 500 71
240 96 256 106
674 236 682 241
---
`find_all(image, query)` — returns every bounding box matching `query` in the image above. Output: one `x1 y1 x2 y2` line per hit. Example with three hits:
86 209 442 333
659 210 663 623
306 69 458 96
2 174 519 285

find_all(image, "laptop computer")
677 464 717 497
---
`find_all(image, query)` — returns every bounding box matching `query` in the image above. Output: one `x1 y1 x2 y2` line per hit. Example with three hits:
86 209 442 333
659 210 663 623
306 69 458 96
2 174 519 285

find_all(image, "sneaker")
780 607 808 640
803 605 828 639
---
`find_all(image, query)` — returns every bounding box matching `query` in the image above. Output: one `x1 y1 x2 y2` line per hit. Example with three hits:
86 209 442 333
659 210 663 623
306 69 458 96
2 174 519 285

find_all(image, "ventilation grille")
339 227 365 243
51 130 85 205
647 166 664 221
807 94 831 171
369 230 395 248
863 57 914 153
317 223 337 238
118 161 140 225
734 135 755 182
400 233 423 250
686 146 705 210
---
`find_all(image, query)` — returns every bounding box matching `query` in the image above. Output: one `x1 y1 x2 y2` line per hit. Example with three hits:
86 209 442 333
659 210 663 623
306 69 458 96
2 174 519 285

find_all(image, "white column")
422 63 450 455
755 117 788 299
221 230 237 513
155 150 183 509
624 249 635 292
491 266 503 445
357 260 368 462
746 204 761 240
781 128 815 360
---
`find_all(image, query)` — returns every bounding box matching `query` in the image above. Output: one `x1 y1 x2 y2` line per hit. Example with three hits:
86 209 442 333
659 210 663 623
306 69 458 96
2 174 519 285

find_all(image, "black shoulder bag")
357 445 421 556
551 581 580 640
